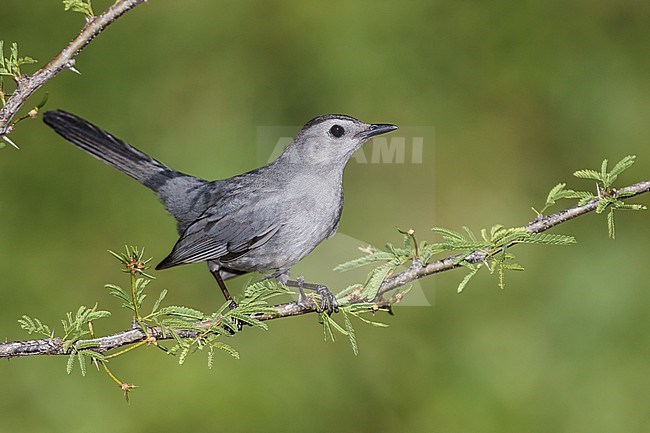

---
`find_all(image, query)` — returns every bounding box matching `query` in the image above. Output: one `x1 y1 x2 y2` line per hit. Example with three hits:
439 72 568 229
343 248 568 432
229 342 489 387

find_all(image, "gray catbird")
43 110 397 314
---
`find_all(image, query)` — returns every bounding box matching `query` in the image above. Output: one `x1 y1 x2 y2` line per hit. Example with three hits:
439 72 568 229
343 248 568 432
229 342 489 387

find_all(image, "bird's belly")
221 199 341 273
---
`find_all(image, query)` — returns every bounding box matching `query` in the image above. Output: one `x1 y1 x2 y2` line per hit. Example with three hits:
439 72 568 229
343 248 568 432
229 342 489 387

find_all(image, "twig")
0 0 147 136
0 179 648 358
375 179 650 297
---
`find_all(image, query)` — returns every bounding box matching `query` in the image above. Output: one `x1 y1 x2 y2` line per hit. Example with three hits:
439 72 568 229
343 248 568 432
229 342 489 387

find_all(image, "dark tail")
43 110 179 191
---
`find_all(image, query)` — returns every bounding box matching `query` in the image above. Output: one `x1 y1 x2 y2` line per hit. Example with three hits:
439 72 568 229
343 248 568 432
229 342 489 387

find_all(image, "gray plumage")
43 110 396 304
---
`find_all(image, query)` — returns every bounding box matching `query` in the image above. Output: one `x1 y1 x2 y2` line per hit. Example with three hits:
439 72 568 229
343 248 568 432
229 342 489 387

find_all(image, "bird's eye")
329 124 345 138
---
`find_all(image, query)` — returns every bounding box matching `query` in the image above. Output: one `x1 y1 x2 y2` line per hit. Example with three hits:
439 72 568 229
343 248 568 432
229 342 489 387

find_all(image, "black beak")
360 123 398 139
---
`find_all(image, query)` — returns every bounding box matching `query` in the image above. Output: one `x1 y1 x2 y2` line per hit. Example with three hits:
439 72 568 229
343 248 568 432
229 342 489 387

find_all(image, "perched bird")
43 110 397 314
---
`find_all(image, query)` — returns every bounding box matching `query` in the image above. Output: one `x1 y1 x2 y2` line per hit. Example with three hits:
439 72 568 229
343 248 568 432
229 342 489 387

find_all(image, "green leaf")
560 190 590 200
207 346 215 369
59 306 110 342
107 249 124 262
457 263 481 293
0 41 5 72
497 263 506 289
501 262 525 271
361 262 396 300
490 224 504 239
321 314 335 342
616 189 639 199
212 341 239 360
524 233 577 245
66 352 76 374
573 169 601 181
578 194 596 206
385 242 408 259
596 198 611 214
36 92 49 109
227 311 268 330
545 183 566 206
159 318 204 333
0 42 37 77
241 280 290 301
566 190 595 201
462 226 477 242
341 309 358 356
87 310 111 321
150 289 167 314
335 284 364 301
350 312 389 327
77 351 87 376
491 227 529 246
607 208 615 239
431 227 465 242
18 315 52 336
446 240 493 251
156 305 205 321
609 155 635 177
178 345 191 365
540 184 588 213
605 155 636 188
616 203 646 211
106 283 130 305
418 242 447 264
403 232 412 251
480 228 489 243
334 251 395 271
62 0 94 17
323 314 348 336
600 159 609 183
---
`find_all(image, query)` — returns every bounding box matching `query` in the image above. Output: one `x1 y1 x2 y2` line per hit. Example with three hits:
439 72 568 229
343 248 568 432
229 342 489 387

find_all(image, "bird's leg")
292 275 309 305
283 275 339 315
209 268 243 332
210 269 237 309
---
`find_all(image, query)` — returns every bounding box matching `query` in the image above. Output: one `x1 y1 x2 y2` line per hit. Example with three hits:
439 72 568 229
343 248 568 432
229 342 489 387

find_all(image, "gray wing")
156 165 288 271
155 205 281 270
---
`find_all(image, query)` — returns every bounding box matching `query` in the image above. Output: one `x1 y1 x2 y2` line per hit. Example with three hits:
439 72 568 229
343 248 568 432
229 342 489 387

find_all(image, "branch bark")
1 179 648 359
0 0 147 137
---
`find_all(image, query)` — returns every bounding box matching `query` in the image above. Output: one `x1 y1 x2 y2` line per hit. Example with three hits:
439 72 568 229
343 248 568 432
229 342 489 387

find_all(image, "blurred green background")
1 1 649 432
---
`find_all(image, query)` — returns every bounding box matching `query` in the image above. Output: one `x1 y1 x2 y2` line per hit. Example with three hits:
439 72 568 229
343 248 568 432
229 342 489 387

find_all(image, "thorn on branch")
1 134 19 149
66 59 81 75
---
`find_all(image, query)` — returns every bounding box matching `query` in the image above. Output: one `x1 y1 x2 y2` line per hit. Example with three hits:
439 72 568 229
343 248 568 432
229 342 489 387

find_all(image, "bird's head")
278 114 397 167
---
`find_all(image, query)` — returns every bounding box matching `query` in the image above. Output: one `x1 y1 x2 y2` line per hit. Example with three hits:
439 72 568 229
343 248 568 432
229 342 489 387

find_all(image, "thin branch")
1 179 648 359
375 179 650 297
0 0 147 136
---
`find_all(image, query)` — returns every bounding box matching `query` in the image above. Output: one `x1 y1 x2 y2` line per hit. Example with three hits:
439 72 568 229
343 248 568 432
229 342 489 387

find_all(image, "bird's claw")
313 284 339 315
296 283 338 315
287 276 339 315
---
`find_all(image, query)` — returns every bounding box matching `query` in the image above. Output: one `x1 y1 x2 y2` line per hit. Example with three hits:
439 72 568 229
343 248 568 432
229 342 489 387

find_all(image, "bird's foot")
287 275 339 315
